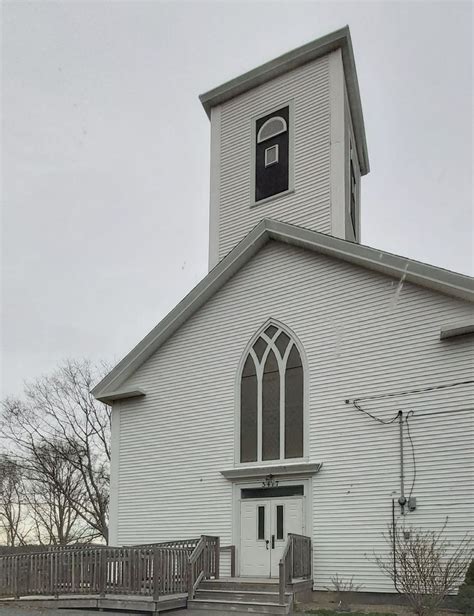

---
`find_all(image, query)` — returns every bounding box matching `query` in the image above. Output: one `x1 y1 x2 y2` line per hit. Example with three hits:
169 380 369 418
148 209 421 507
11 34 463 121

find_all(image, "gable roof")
92 219 474 403
199 26 370 176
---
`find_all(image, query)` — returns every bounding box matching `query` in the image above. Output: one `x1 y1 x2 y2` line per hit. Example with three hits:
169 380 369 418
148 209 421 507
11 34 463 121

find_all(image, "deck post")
279 559 285 605
230 546 236 578
290 537 294 581
187 557 193 599
215 537 220 579
54 552 59 598
14 556 20 599
153 548 160 601
98 549 106 597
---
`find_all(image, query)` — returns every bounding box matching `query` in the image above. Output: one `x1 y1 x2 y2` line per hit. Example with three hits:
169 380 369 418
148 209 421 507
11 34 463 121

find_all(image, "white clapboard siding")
114 241 473 592
217 55 331 261
219 550 233 578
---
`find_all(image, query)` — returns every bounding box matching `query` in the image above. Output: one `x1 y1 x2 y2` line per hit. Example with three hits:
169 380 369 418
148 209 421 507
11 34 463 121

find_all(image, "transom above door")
240 322 305 464
240 488 304 578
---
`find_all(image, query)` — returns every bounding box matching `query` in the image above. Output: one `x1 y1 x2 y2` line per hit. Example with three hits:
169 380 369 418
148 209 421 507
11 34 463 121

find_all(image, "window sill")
250 187 295 209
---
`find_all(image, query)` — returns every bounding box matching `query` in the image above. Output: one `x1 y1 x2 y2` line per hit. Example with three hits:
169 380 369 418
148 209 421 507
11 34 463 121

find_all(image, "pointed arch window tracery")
240 323 304 463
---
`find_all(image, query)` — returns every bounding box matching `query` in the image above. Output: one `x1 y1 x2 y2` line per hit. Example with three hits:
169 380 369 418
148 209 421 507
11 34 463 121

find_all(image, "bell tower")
200 26 369 270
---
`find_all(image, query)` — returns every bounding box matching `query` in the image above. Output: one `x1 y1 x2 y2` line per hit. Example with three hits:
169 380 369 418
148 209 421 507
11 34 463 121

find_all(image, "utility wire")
413 406 474 418
346 379 473 424
346 380 472 518
347 379 474 405
351 399 400 425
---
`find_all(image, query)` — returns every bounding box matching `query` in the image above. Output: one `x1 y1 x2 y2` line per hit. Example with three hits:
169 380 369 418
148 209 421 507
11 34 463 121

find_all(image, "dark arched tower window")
240 323 304 463
255 106 289 202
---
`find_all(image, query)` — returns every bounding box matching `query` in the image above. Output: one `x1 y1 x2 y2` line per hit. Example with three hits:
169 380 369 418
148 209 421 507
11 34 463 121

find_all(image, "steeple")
200 26 369 270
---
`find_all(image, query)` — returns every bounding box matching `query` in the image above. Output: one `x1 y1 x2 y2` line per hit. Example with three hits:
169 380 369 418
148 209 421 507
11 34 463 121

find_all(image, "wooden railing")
220 545 236 577
187 536 220 599
127 538 201 550
279 533 312 604
0 542 203 600
0 544 105 556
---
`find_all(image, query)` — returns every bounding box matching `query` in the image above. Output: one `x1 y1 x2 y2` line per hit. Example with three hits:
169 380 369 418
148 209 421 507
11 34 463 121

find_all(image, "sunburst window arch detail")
237 319 307 465
257 116 288 143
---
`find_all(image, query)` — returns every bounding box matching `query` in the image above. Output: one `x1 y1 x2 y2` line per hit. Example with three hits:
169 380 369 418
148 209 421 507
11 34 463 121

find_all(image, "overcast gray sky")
2 0 473 397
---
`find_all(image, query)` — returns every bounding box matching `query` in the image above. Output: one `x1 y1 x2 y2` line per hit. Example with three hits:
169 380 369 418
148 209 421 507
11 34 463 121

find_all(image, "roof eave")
199 26 369 175
91 219 271 400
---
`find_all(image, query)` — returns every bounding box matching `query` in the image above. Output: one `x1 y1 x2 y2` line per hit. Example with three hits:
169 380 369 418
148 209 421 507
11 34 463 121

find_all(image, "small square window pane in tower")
265 144 279 167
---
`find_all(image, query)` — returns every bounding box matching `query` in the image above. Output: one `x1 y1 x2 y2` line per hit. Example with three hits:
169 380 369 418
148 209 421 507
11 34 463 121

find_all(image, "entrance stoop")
187 578 293 615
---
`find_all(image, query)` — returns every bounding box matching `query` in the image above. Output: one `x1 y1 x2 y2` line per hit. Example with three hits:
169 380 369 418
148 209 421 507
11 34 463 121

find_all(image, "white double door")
240 497 304 578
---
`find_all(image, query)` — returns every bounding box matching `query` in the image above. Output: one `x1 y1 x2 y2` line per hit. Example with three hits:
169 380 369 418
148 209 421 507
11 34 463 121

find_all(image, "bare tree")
0 455 29 546
22 440 94 545
1 359 111 541
374 522 472 616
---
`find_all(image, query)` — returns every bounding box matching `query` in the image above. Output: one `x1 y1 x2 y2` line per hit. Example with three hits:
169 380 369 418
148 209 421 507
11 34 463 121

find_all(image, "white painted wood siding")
114 242 473 592
215 55 332 262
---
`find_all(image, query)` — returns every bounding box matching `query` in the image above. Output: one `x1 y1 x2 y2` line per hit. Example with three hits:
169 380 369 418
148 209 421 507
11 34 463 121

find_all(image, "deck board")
0 593 187 613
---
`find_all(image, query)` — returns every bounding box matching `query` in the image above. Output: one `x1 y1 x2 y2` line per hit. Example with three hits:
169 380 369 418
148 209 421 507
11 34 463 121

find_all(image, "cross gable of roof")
92 219 474 403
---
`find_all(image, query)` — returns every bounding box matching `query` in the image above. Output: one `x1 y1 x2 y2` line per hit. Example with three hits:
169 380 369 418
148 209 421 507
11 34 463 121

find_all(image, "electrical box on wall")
408 497 417 512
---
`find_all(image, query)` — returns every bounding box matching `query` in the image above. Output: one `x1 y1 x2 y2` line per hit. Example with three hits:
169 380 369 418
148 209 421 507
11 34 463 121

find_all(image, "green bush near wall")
457 560 474 614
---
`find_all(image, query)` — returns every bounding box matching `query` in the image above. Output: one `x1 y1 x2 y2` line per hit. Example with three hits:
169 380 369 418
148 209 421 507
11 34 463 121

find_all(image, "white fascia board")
265 219 474 302
199 26 369 175
93 219 474 401
440 319 474 340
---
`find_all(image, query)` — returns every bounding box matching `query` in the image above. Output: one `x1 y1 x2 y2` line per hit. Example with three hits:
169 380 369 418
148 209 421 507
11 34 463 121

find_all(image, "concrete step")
187 598 291 614
200 579 279 592
195 588 288 603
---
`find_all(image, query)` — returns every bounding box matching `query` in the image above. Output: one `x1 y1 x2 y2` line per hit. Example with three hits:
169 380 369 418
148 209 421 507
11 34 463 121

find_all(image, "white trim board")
231 476 314 577
233 318 310 467
440 319 474 340
208 105 222 271
221 462 322 481
249 100 295 208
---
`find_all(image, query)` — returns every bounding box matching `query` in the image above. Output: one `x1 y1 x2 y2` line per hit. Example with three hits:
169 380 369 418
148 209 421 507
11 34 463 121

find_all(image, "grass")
298 610 398 616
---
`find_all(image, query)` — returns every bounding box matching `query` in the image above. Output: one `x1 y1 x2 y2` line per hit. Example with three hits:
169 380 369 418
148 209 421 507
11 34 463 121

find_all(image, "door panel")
240 500 271 576
240 497 304 578
270 499 304 576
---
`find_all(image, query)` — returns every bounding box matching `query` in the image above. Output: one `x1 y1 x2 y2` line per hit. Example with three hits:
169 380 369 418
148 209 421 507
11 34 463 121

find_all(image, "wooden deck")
0 537 220 613
0 534 312 614
0 593 187 613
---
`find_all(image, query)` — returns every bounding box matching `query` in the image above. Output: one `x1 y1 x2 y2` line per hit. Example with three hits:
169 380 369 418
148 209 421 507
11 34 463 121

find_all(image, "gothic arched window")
240 323 304 463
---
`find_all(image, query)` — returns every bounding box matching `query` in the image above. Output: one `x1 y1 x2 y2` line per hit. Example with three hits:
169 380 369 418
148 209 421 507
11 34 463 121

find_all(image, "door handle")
271 535 275 549
265 539 269 550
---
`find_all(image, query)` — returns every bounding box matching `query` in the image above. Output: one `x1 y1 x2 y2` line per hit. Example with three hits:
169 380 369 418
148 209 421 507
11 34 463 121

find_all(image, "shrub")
374 522 472 616
324 574 363 612
457 559 474 614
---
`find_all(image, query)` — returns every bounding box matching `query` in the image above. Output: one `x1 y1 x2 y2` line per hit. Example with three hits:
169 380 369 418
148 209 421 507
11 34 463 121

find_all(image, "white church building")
92 27 474 596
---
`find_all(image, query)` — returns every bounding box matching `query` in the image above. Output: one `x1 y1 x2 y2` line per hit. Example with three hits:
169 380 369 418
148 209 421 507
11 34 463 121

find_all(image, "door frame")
232 476 313 577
